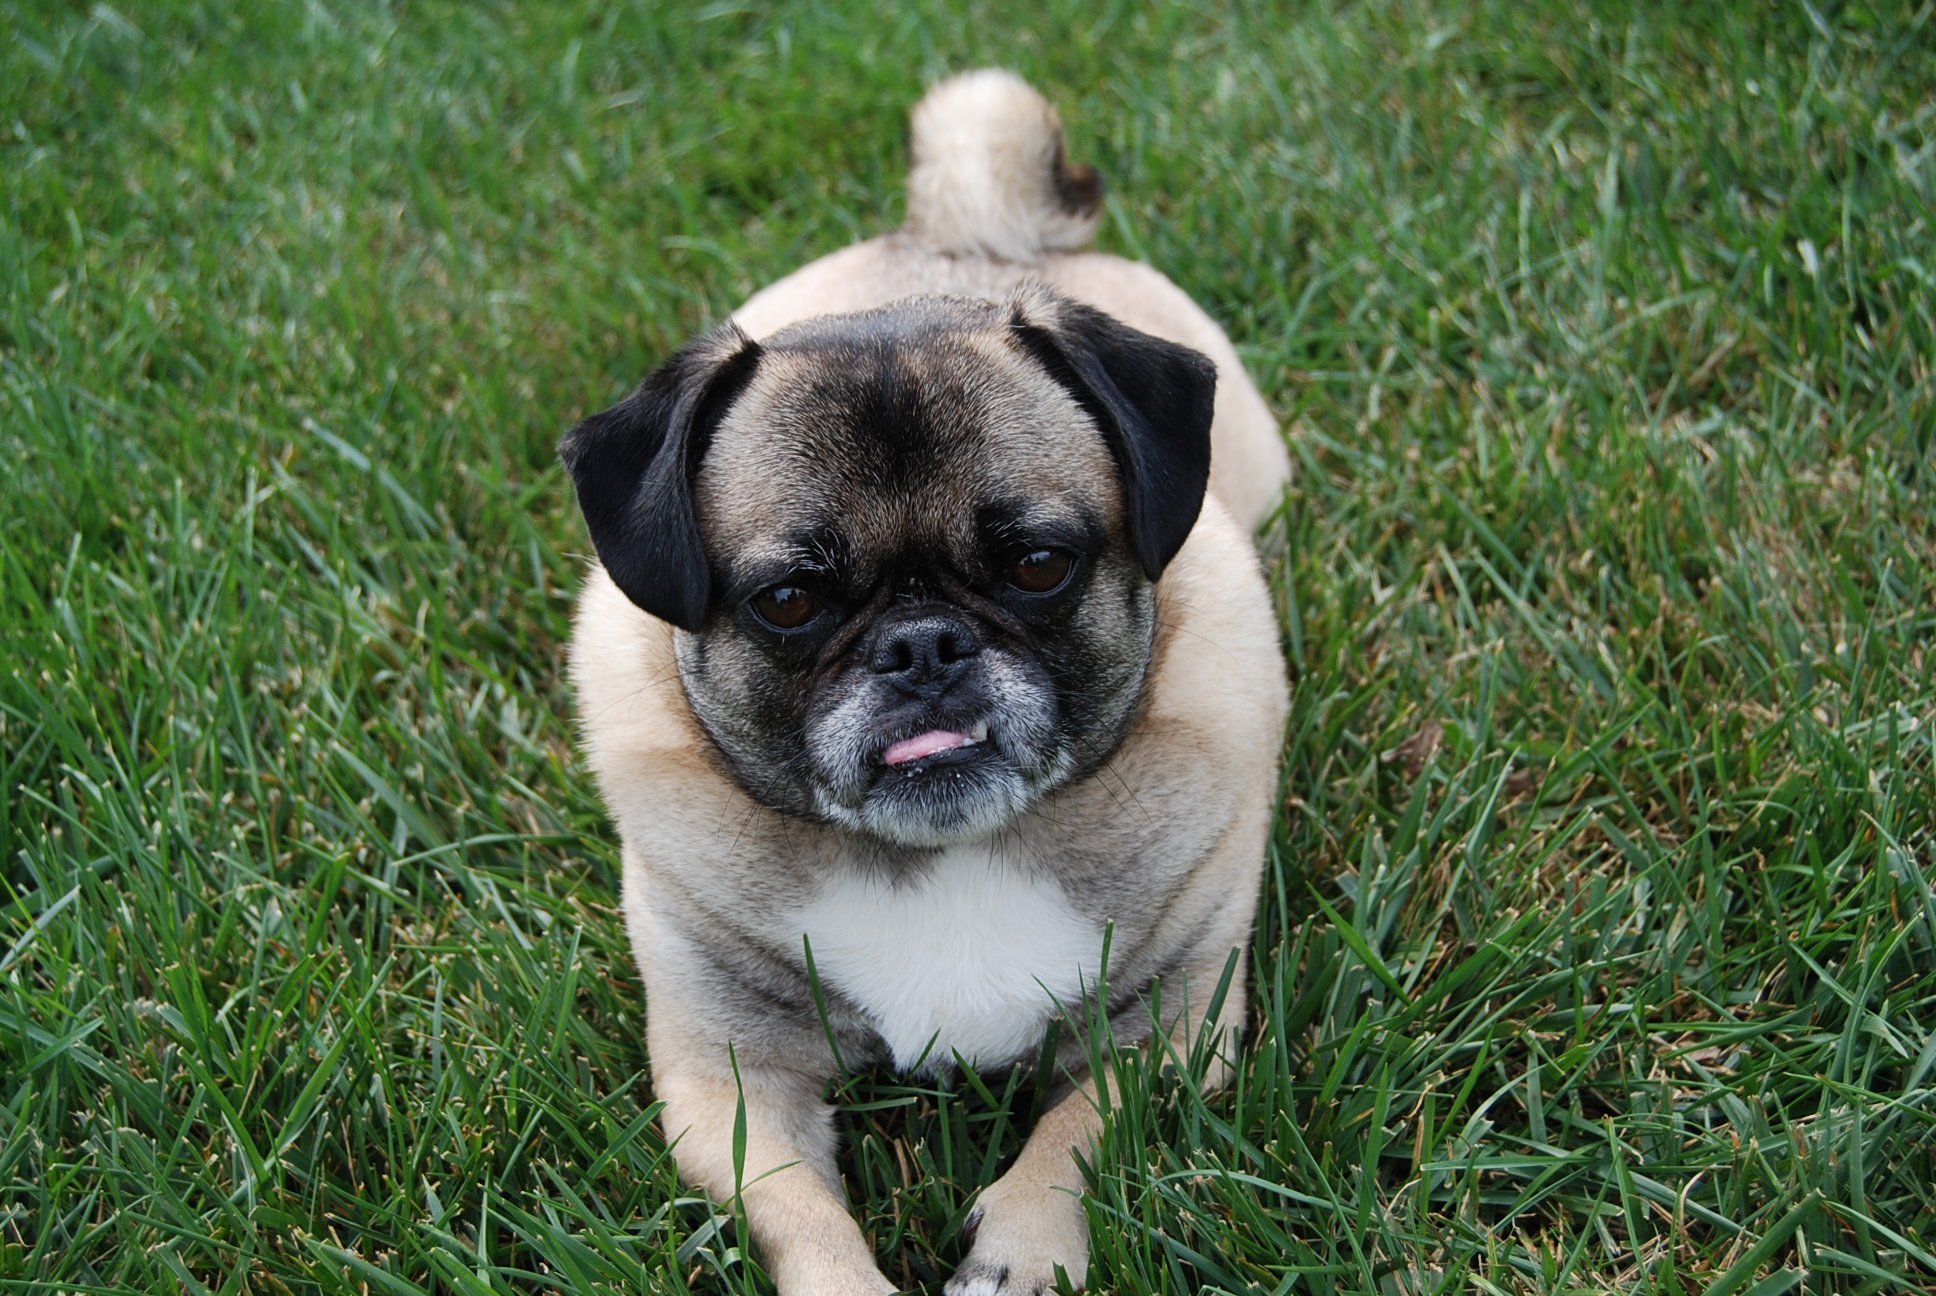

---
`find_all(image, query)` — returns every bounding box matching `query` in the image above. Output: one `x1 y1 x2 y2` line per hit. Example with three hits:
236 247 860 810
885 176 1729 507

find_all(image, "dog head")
561 287 1215 847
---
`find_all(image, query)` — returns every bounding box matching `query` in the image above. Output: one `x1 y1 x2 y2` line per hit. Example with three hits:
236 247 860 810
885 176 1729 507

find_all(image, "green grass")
3 0 1933 1292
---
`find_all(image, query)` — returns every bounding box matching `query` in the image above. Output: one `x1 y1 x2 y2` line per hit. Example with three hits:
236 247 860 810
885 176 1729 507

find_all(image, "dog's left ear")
559 324 762 629
1007 289 1216 578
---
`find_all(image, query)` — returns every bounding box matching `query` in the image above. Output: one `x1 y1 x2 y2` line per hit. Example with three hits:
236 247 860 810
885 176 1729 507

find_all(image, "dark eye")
1008 548 1074 594
750 585 820 631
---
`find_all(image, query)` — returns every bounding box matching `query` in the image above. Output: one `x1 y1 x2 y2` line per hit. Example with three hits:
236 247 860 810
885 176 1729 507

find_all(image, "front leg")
945 957 1247 1296
653 1031 899 1296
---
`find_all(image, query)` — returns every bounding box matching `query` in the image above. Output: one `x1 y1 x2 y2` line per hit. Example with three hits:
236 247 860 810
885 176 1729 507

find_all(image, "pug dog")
562 70 1290 1296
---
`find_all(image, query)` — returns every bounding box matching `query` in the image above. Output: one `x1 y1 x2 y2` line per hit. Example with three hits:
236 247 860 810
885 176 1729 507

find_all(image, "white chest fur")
789 848 1105 1074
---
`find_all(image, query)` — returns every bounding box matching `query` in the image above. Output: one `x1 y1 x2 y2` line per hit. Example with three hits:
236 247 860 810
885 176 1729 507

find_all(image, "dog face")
562 289 1216 847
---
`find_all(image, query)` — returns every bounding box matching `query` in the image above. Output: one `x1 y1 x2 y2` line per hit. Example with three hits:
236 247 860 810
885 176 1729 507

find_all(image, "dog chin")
815 758 1048 848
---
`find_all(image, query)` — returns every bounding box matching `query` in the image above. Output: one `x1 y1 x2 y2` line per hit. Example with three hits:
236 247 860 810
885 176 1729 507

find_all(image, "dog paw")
942 1193 1087 1295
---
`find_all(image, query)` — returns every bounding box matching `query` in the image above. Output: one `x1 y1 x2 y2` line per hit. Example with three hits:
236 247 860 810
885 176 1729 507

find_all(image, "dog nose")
869 615 981 694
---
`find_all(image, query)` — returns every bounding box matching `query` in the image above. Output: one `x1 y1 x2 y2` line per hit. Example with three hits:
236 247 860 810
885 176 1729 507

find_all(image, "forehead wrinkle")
982 491 1096 543
697 318 1121 566
735 528 845 578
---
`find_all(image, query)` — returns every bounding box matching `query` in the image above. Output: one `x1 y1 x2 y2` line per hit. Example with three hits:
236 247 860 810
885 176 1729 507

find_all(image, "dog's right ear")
558 324 761 630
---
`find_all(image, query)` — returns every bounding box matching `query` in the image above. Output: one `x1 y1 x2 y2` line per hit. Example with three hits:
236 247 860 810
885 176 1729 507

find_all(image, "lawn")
3 1 1933 1292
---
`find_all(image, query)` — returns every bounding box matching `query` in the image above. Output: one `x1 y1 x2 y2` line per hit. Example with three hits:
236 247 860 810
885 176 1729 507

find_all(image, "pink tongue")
883 729 972 767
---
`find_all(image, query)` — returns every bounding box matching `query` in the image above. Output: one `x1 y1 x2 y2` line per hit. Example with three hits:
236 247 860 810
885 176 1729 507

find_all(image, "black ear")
558 325 761 629
1007 292 1216 578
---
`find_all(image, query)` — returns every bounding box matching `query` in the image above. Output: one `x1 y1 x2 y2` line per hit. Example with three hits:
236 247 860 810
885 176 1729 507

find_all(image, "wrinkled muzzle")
804 609 1070 845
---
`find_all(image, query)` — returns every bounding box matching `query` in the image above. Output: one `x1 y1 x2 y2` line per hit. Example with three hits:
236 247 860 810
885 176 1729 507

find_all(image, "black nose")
869 614 981 696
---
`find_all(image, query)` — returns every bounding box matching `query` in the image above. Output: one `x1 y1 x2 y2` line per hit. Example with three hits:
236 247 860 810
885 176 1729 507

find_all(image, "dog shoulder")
569 566 732 815
1144 497 1290 751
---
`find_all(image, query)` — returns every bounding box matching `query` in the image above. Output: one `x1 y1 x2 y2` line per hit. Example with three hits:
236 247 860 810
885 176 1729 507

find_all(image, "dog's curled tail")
904 69 1103 263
